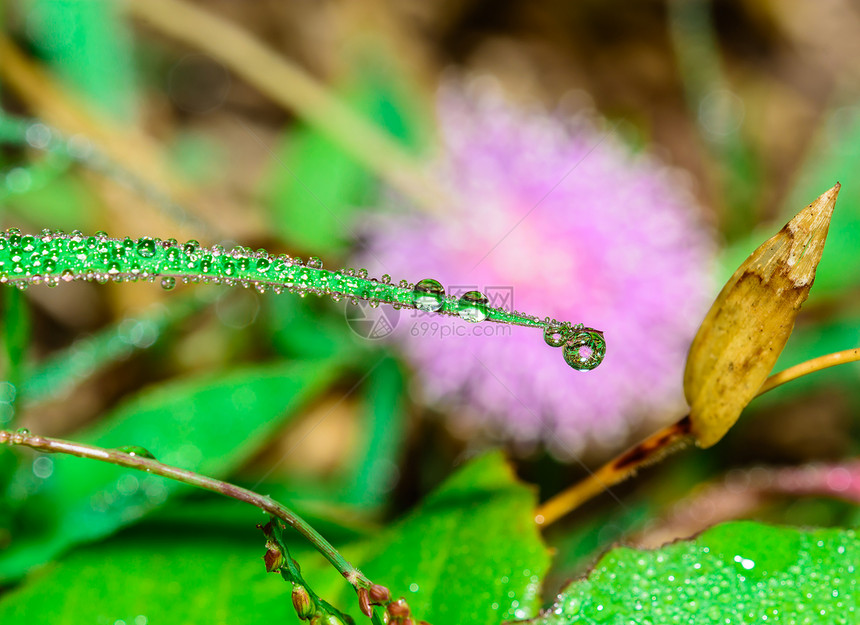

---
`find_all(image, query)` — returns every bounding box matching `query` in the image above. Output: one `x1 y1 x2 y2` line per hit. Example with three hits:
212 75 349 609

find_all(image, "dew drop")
16 427 30 435
116 445 156 459
457 290 489 322
543 324 569 348
563 329 606 371
307 257 323 269
160 277 176 291
136 237 157 258
413 278 445 312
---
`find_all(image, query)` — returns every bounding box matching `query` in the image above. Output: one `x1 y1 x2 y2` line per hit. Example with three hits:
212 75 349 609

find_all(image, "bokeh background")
1 0 859 609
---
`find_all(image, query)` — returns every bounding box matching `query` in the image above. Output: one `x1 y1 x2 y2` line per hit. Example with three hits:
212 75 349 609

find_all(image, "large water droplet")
160 277 176 291
136 237 157 258
307 257 323 269
457 290 489 322
116 445 156 459
563 329 606 370
413 278 445 312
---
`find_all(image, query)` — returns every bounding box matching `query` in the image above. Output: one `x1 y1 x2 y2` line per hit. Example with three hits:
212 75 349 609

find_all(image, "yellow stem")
536 347 860 527
757 348 860 396
125 0 446 213
535 418 691 527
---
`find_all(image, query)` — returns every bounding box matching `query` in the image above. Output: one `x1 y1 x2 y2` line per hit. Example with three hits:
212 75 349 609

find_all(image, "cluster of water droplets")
0 229 605 371
412 278 605 370
533 526 858 624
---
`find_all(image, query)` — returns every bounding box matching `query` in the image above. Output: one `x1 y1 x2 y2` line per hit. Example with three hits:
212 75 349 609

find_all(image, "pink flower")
361 81 714 458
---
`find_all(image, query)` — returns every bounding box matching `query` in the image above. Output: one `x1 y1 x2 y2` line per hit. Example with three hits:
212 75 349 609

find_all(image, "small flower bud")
358 588 372 617
263 540 284 572
292 584 314 620
369 584 391 604
388 598 410 618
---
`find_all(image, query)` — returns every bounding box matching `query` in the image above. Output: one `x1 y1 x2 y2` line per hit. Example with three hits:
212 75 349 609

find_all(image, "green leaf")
0 357 343 582
0 530 307 625
346 452 550 623
526 521 859 624
0 452 550 625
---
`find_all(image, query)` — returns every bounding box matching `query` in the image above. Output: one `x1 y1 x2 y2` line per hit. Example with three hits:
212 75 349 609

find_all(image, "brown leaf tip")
780 183 840 288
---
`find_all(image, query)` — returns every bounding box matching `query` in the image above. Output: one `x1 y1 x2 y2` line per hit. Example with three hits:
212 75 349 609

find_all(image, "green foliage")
0 452 550 625
0 356 345 581
349 452 550 623
526 521 859 624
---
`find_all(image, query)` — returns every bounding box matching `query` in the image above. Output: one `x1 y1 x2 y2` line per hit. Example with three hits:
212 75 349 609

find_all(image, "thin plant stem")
0 429 371 589
534 418 693 527
126 0 446 214
536 347 860 526
757 348 860 396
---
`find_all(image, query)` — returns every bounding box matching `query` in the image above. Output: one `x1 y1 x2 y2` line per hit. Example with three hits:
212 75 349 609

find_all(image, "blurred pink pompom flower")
359 80 715 459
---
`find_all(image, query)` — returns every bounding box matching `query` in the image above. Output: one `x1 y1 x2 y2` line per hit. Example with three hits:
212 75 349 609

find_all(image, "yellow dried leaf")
684 183 840 448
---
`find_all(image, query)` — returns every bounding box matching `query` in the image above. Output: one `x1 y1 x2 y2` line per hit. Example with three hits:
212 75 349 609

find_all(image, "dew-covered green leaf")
526 521 859 624
0 452 549 625
0 356 344 582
